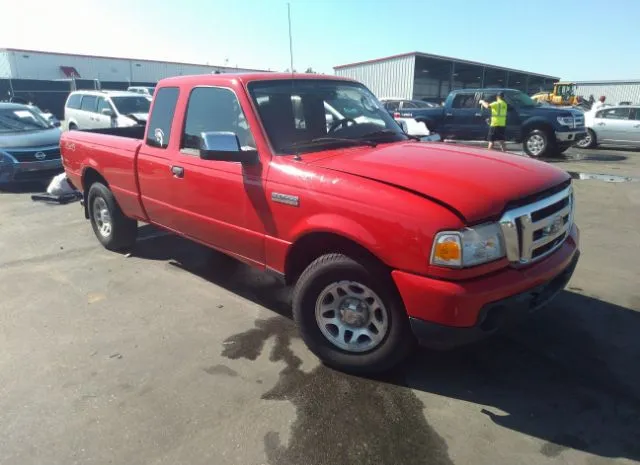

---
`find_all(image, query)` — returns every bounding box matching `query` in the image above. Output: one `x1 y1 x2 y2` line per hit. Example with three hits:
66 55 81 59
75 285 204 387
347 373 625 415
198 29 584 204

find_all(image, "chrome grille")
573 114 585 128
499 185 573 265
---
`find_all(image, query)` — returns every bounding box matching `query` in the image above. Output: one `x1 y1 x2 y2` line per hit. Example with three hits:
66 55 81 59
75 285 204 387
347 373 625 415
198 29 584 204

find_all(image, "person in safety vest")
479 92 507 152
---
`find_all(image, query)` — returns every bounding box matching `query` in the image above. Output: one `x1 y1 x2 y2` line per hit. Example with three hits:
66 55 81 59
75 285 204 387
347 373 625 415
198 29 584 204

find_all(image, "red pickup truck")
61 73 580 373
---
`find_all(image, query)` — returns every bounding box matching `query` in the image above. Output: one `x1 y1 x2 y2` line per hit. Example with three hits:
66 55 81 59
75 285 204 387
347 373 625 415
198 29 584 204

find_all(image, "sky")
1 0 639 81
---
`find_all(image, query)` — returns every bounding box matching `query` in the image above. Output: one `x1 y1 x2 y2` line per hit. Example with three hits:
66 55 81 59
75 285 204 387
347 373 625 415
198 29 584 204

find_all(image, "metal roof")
334 52 559 80
573 79 640 85
1 48 269 72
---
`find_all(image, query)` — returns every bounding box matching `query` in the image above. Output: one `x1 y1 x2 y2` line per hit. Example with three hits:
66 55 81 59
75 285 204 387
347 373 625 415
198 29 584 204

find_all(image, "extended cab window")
181 87 255 153
80 95 97 112
146 87 179 149
452 93 476 108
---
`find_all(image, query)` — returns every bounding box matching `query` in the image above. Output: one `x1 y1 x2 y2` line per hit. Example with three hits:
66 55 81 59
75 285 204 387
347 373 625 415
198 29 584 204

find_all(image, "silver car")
0 102 63 185
576 105 640 148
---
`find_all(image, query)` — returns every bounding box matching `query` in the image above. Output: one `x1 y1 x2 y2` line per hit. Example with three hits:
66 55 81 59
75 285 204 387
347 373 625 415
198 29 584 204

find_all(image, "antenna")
288 3 294 74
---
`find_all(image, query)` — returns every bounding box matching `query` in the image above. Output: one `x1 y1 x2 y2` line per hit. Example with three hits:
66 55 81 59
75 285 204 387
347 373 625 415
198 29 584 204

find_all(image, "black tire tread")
87 182 137 251
292 253 413 374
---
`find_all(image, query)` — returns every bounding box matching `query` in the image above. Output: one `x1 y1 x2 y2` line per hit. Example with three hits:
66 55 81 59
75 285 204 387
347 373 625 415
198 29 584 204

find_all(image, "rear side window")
402 101 418 109
66 94 82 109
146 87 179 149
452 93 477 108
597 108 631 120
384 101 399 111
80 95 97 112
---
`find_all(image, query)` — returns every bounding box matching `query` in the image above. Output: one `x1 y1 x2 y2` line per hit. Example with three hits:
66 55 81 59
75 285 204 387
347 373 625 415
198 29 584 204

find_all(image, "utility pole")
288 3 294 74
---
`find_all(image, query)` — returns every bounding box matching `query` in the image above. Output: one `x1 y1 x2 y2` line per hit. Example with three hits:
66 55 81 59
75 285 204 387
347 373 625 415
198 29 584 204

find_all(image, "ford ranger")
61 73 580 374
400 88 586 158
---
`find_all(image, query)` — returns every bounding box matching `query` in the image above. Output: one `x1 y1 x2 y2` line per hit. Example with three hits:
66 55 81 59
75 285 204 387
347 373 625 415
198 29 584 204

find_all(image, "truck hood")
519 105 582 119
306 142 570 223
0 127 61 149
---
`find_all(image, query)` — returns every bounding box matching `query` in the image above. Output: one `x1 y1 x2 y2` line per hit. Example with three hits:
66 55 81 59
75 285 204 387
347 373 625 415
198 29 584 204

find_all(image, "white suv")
127 86 155 99
64 90 151 130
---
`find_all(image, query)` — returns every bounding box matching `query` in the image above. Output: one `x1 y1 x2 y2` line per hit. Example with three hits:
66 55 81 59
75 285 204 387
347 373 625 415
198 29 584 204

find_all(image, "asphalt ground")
1 144 639 465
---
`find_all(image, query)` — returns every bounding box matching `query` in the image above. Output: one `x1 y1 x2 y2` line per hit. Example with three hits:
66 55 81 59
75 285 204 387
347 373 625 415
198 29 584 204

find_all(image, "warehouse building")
0 48 265 82
0 48 267 119
574 80 640 105
334 52 559 102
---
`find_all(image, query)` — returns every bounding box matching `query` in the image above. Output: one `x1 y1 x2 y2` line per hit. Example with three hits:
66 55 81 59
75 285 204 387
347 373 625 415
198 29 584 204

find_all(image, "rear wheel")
575 128 596 149
88 182 137 251
523 129 552 158
292 254 413 374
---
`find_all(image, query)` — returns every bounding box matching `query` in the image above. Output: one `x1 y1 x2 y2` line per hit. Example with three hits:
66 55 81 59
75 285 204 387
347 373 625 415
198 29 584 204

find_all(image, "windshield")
506 91 538 108
111 96 151 115
248 79 408 154
0 107 51 133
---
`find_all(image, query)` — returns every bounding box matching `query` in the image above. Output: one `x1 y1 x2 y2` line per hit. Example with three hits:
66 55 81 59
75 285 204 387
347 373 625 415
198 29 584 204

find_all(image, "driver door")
167 86 267 265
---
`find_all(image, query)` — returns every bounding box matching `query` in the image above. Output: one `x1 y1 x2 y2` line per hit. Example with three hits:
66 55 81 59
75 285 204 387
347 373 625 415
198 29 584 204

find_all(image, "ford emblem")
35 151 46 161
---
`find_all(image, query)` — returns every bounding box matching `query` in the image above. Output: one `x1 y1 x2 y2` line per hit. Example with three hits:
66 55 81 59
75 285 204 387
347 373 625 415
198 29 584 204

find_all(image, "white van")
64 90 151 130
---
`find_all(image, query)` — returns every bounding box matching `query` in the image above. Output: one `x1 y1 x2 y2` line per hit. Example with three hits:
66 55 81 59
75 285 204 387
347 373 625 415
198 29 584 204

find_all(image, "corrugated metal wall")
0 51 12 79
335 55 415 99
575 82 640 105
3 50 263 82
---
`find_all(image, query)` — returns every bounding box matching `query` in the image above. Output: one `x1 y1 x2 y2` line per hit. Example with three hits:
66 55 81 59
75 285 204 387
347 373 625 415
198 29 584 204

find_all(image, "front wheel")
88 182 138 251
575 129 596 149
523 129 551 157
292 254 413 374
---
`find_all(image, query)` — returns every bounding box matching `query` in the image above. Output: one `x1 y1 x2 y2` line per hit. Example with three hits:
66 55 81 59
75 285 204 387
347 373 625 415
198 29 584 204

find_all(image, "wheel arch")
81 167 109 219
284 231 388 286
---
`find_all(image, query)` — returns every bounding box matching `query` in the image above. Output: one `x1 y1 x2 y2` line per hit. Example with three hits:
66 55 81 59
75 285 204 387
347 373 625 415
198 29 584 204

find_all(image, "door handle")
474 113 482 117
634 124 640 128
445 113 453 117
597 122 606 126
170 165 184 178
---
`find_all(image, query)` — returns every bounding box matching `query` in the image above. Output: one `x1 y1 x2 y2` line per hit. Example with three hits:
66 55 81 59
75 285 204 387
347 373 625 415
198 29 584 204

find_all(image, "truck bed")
61 127 147 221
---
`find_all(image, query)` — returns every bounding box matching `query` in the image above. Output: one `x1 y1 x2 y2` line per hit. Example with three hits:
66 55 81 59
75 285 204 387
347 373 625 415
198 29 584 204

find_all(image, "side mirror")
101 108 114 117
199 131 258 165
53 120 62 127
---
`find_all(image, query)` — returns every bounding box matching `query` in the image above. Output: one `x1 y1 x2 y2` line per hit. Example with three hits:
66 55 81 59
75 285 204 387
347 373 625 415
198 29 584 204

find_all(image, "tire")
575 128 596 149
292 253 413 374
87 182 137 251
523 129 551 157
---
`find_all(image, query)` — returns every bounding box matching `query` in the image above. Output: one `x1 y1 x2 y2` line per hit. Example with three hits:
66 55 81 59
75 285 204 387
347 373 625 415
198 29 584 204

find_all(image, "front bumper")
0 159 63 184
392 225 580 349
556 129 586 142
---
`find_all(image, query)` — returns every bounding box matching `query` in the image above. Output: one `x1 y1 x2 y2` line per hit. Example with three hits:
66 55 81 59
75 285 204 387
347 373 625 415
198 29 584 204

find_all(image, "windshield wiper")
281 137 378 152
357 128 420 142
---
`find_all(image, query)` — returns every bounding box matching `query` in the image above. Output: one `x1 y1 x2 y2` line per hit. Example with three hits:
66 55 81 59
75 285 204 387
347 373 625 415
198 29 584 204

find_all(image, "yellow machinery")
531 82 581 106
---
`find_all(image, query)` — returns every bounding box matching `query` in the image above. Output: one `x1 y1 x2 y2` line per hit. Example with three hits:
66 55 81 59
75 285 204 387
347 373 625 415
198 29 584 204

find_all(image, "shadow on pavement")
0 181 49 194
131 232 640 463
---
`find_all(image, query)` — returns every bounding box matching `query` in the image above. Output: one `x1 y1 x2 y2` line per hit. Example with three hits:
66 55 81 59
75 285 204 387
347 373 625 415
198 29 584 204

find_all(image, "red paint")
60 73 580 329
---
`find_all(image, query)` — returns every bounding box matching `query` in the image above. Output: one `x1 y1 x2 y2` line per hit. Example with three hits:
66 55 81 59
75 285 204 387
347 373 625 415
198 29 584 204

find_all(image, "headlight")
431 223 505 268
557 116 574 128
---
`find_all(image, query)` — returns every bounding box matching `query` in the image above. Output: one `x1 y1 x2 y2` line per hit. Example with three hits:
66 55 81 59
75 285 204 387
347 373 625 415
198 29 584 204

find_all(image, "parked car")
61 73 580 373
380 98 437 136
406 88 587 158
575 105 640 149
0 102 63 185
65 90 151 130
127 86 155 99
